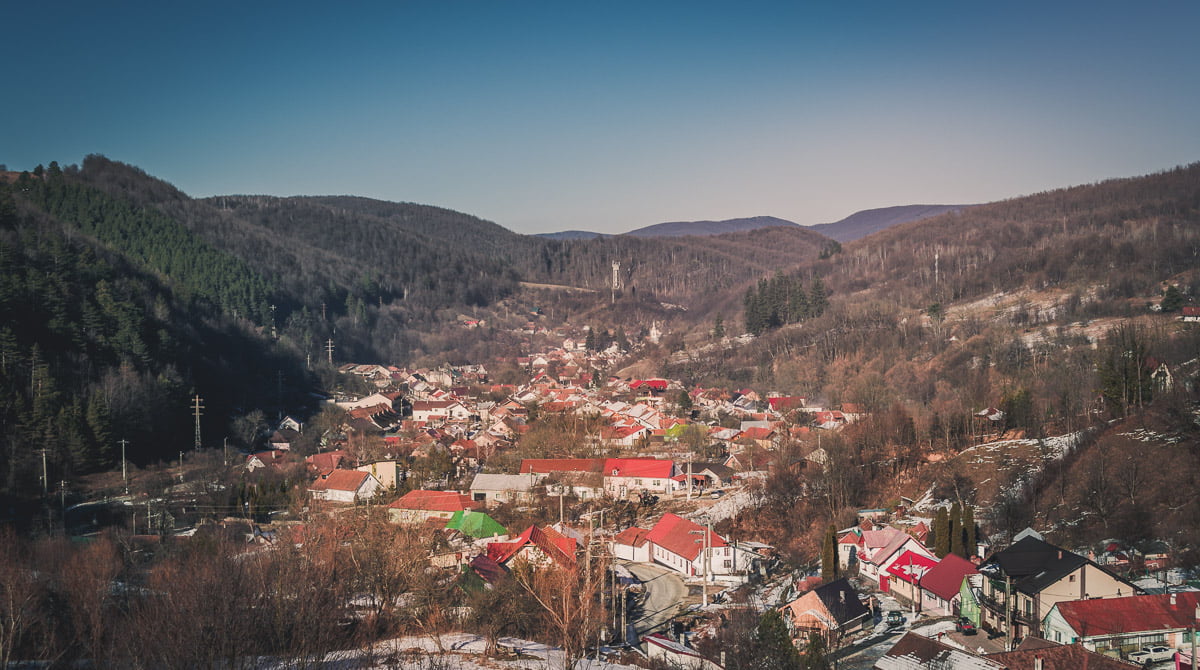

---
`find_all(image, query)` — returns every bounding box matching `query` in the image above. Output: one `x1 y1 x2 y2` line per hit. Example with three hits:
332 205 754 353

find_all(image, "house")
882 550 938 606
859 526 937 589
307 469 382 503
985 638 1140 669
443 510 508 540
486 525 577 570
518 458 605 476
1041 591 1200 653
1181 306 1200 322
356 460 403 489
643 633 723 670
611 526 652 563
305 450 347 472
468 473 536 506
643 513 736 578
387 489 479 525
411 399 472 423
604 458 677 499
245 449 289 472
875 631 1006 670
919 553 980 617
267 429 300 450
977 536 1137 641
779 578 871 646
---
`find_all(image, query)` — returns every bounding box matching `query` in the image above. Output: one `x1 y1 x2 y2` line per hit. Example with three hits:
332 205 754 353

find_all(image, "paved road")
624 561 688 637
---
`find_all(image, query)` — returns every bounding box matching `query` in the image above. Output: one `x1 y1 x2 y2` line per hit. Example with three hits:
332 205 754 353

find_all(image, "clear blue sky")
3 1 1198 234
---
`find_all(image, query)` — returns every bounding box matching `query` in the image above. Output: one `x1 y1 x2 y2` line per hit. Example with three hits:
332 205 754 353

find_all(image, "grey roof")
984 536 1130 596
813 578 871 628
470 473 535 492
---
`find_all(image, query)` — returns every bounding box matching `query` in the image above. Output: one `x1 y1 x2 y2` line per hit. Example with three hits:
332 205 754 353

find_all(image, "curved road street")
623 561 688 637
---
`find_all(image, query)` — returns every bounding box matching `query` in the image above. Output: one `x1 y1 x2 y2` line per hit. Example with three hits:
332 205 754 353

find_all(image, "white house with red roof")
858 526 936 588
611 527 652 562
487 525 577 570
882 549 938 604
307 469 382 503
644 513 735 578
603 458 677 499
1043 591 1200 651
387 489 479 525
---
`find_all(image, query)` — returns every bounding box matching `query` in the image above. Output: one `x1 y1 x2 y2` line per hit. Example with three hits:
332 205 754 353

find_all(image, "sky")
3 1 1198 235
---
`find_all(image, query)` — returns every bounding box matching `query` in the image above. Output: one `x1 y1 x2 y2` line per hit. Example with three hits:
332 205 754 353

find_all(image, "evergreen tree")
712 315 725 339
750 609 803 670
584 328 596 352
933 507 950 558
949 502 964 558
808 277 828 317
677 389 693 417
801 632 832 670
821 524 838 580
1161 284 1185 312
962 505 976 558
86 392 115 468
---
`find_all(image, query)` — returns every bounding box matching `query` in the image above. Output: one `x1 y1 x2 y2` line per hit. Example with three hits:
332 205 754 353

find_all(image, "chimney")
1057 550 1062 560
1034 656 1043 670
1171 593 1177 606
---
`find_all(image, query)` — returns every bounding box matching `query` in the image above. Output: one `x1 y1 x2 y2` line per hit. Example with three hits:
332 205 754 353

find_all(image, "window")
1069 574 1075 582
724 560 732 569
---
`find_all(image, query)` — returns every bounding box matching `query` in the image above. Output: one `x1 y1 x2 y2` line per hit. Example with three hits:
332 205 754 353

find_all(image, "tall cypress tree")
962 505 976 558
821 524 838 580
949 502 964 559
933 507 950 558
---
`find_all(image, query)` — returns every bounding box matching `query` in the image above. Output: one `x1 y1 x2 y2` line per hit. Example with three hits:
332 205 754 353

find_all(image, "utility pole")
119 438 129 494
326 338 335 365
191 394 204 451
1005 574 1013 651
40 448 49 495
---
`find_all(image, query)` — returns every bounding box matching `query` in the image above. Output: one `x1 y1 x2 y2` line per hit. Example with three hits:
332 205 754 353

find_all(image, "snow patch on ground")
264 632 642 670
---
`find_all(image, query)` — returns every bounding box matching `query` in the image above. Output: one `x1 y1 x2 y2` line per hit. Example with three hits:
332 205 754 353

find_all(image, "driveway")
624 561 688 637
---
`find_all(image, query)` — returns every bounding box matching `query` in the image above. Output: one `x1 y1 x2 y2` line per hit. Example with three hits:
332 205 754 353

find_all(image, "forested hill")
68 156 834 363
815 163 1200 311
0 165 311 500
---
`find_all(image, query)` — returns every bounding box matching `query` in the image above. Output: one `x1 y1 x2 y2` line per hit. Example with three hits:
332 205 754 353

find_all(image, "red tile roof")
613 527 651 548
308 469 371 493
604 458 675 478
988 644 1138 669
885 550 939 585
388 489 477 512
487 525 577 569
1054 591 1200 637
921 553 979 601
645 513 726 562
305 450 347 471
519 458 605 474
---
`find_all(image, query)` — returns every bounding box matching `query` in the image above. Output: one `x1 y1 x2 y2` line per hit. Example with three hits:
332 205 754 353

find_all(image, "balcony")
977 592 1039 628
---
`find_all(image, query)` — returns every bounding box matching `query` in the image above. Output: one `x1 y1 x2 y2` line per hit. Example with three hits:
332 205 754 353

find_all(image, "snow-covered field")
263 633 641 670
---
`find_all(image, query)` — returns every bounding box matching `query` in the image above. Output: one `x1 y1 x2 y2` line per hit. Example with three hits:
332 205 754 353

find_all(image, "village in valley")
178 318 1199 670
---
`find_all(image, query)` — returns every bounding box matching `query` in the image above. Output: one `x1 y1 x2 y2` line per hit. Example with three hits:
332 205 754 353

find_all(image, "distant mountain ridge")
624 215 800 238
810 204 969 242
539 207 968 241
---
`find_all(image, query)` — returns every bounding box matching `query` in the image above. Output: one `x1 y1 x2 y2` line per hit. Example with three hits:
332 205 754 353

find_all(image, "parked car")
1128 645 1174 666
884 610 904 628
955 617 977 635
709 489 724 499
